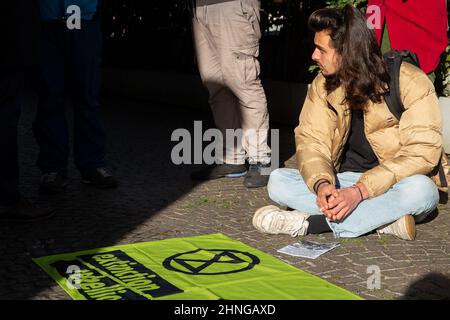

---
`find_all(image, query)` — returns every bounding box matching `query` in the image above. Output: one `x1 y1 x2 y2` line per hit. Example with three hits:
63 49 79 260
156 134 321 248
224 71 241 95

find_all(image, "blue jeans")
267 168 440 238
33 19 106 176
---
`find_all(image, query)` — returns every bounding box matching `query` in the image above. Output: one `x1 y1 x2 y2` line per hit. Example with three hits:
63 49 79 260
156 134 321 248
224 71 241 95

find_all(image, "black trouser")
33 19 106 177
0 69 22 206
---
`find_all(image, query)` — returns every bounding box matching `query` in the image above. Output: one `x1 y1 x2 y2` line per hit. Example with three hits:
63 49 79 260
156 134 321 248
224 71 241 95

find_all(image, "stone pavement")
0 93 449 300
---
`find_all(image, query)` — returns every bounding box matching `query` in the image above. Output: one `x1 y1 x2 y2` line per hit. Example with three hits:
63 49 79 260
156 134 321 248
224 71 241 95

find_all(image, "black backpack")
383 50 448 188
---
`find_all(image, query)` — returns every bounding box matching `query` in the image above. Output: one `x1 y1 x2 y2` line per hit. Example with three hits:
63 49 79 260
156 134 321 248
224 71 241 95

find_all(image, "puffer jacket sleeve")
358 67 443 198
295 75 338 193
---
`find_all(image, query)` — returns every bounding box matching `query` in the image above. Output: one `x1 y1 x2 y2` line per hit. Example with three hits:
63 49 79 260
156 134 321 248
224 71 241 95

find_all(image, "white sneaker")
253 205 310 237
377 214 416 241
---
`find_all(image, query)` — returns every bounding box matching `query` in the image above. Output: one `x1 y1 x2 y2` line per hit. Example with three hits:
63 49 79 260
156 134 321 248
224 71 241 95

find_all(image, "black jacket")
0 0 40 69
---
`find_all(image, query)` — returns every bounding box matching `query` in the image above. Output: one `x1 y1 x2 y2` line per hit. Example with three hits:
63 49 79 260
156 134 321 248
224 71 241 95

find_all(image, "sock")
307 215 332 234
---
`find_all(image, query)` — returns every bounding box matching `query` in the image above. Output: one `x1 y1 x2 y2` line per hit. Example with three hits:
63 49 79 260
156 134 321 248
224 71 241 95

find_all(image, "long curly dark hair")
308 5 390 110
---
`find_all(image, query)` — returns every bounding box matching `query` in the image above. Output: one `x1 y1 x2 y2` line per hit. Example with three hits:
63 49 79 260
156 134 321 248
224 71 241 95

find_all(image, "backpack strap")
438 158 449 188
383 50 420 120
383 50 447 189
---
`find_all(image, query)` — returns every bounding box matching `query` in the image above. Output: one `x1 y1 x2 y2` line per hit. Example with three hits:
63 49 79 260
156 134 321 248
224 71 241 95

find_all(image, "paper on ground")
278 240 341 259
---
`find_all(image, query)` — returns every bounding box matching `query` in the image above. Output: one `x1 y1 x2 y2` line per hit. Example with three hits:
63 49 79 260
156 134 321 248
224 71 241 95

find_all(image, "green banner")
34 233 362 300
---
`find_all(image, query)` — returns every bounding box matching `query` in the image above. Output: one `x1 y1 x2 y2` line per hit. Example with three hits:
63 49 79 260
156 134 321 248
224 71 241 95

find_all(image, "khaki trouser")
193 0 271 165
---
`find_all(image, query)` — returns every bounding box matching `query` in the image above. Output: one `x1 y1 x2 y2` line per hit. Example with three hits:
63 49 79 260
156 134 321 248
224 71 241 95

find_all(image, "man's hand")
316 182 337 213
325 186 362 221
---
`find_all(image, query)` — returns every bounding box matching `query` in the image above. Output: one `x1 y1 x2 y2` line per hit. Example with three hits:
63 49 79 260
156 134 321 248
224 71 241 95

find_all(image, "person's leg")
266 170 367 235
68 19 107 175
33 23 69 176
266 170 439 238
206 0 270 187
267 168 323 215
0 69 22 206
254 168 329 236
213 0 271 165
0 69 55 221
329 174 439 238
192 6 245 165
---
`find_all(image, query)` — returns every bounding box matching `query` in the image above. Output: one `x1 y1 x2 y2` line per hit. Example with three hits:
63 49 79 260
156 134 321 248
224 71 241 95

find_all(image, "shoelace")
273 212 305 237
290 221 306 237
250 162 271 173
249 163 267 173
248 164 259 172
376 222 398 239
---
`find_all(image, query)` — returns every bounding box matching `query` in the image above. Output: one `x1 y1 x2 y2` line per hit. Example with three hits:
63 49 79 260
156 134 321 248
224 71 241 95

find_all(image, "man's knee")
267 169 286 201
397 175 439 209
267 168 300 201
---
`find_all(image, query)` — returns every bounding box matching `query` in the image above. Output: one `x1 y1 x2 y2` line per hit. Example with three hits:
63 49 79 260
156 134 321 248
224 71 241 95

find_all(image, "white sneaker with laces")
253 205 310 237
377 214 416 241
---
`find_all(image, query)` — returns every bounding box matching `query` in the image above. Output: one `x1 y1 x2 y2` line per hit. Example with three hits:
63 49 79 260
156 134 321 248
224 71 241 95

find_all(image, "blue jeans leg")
267 169 440 238
267 168 322 215
69 19 106 174
34 23 69 175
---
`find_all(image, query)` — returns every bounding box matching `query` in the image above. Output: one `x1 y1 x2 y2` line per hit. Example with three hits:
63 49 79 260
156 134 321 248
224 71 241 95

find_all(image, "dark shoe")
243 162 272 188
82 167 118 189
190 163 247 181
0 198 55 223
40 172 67 195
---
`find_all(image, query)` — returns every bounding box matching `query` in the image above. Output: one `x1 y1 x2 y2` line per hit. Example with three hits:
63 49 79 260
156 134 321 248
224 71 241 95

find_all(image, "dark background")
101 0 328 83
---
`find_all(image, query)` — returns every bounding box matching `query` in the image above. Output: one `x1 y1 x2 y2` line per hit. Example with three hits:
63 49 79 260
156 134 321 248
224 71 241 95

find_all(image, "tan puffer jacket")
295 62 449 198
